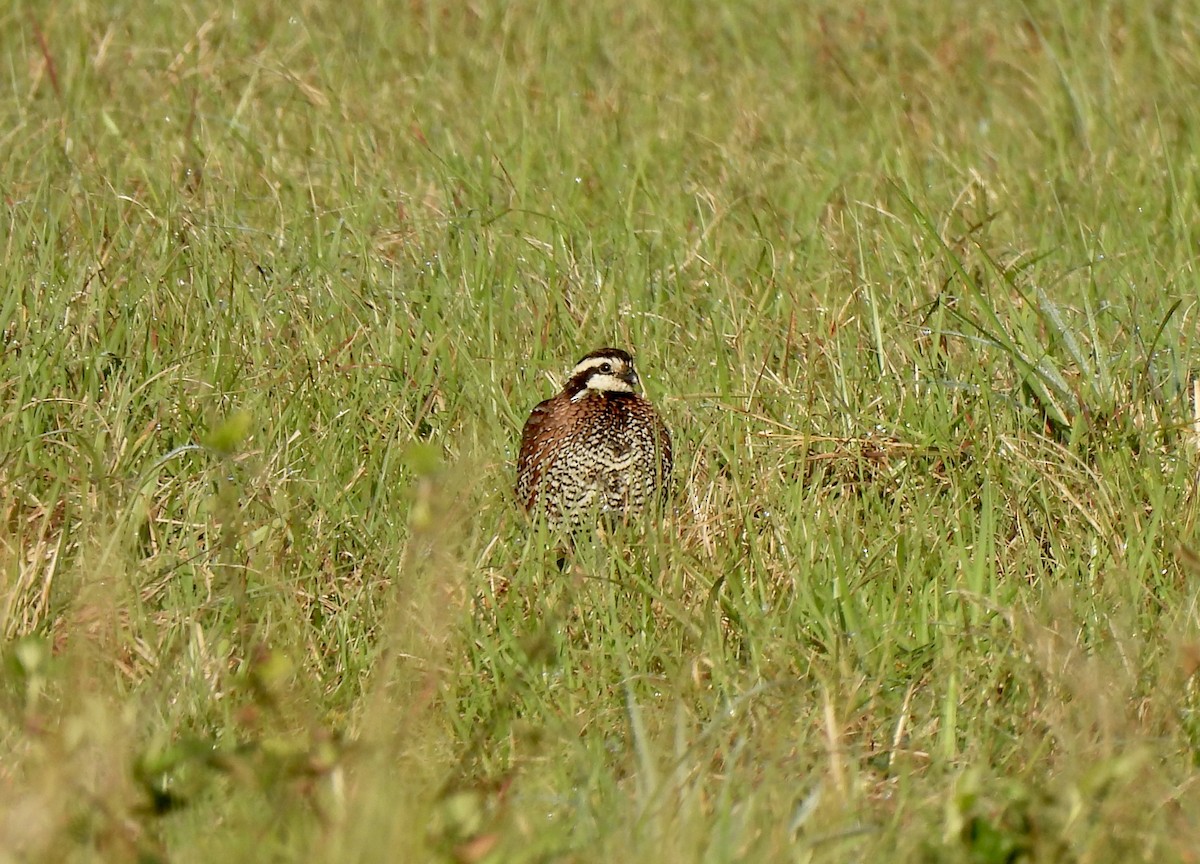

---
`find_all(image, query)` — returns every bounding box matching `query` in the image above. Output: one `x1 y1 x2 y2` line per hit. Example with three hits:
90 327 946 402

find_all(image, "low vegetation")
3 1 1200 861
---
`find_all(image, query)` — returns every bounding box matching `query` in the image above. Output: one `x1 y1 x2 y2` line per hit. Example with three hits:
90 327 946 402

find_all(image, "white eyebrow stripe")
571 356 621 375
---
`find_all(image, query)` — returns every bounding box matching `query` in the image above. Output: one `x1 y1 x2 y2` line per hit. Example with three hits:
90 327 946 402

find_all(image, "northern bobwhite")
517 348 672 528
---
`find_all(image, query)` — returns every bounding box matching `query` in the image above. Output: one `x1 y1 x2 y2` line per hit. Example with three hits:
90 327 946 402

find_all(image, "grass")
3 0 1200 860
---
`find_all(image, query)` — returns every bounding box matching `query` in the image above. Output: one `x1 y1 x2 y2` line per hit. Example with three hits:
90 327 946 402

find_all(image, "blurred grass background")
3 0 1200 861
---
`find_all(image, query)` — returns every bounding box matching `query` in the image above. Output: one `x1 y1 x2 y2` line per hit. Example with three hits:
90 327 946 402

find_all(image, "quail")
516 348 672 528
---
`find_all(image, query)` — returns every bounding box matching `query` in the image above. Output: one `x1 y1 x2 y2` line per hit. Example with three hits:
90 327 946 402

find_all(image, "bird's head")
565 348 640 399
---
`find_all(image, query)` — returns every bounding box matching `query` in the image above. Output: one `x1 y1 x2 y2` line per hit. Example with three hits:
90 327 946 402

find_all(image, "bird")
516 347 672 529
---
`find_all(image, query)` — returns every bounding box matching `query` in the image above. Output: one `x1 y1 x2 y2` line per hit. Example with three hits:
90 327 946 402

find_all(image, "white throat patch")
586 372 635 393
570 373 634 401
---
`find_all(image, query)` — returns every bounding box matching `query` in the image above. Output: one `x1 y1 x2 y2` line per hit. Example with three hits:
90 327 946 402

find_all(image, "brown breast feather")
517 390 671 513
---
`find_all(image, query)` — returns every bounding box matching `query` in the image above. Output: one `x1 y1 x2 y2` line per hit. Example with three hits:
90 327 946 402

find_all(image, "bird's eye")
599 362 613 374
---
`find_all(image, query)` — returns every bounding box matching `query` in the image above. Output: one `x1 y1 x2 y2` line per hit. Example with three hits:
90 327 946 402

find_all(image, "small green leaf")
404 442 442 477
203 410 253 456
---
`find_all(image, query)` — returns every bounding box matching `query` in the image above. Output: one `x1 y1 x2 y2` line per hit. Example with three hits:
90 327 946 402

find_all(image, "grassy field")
3 0 1200 860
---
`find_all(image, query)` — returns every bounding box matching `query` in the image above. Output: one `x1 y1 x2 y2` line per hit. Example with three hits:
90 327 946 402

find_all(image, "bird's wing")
657 413 673 482
516 397 563 508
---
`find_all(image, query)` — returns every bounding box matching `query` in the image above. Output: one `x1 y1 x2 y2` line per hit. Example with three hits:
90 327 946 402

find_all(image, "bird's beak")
625 369 641 390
